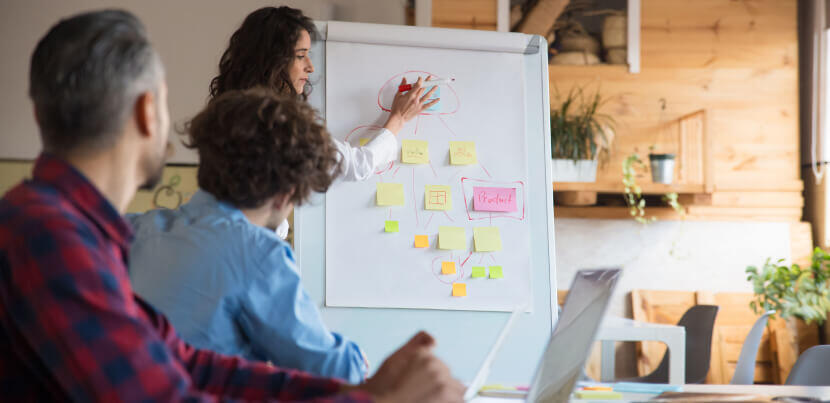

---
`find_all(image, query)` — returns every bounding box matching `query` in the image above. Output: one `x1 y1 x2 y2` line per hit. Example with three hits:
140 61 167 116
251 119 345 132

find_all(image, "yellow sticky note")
473 227 502 252
441 261 456 274
414 235 429 248
438 226 466 250
449 141 477 165
401 140 429 164
359 138 370 146
452 283 467 297
425 185 452 211
376 183 404 206
489 266 503 279
471 266 486 278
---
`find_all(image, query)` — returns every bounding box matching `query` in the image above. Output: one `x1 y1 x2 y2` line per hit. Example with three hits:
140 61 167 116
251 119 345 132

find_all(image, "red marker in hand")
398 78 455 92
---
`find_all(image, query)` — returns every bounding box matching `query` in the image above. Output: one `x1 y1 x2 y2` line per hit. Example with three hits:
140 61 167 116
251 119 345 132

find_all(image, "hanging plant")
622 153 684 224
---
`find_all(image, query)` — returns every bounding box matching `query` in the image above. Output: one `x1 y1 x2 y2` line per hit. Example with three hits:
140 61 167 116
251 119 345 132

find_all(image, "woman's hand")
383 76 440 135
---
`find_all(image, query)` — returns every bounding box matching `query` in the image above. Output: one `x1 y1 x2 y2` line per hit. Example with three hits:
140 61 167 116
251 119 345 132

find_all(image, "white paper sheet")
325 41 531 311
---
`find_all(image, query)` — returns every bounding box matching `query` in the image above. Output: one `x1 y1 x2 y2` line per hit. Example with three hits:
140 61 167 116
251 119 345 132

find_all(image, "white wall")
555 218 792 377
556 218 791 317
0 0 406 162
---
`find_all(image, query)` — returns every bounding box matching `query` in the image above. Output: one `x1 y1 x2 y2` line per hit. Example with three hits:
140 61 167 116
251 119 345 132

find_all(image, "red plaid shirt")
0 154 373 402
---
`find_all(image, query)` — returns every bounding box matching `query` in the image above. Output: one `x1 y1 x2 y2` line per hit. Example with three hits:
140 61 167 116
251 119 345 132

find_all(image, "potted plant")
550 87 614 182
746 248 830 326
746 248 830 379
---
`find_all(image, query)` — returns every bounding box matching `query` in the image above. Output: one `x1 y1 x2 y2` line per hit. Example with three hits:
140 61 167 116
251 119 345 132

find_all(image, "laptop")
464 268 621 402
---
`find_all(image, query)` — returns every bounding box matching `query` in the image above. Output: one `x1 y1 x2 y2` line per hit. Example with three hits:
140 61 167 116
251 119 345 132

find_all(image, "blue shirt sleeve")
236 241 367 384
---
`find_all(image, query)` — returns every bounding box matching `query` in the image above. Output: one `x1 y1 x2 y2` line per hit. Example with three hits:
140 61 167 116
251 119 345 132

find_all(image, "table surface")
471 384 830 402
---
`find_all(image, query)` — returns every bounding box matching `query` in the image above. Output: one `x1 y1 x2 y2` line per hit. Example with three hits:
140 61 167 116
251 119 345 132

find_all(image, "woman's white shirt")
331 128 397 181
275 127 397 239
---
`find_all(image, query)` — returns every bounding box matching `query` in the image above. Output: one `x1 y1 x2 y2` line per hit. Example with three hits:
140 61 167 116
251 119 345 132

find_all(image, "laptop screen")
526 268 621 403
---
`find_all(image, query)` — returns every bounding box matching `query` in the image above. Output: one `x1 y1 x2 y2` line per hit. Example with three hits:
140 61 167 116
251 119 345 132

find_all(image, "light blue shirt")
127 190 366 383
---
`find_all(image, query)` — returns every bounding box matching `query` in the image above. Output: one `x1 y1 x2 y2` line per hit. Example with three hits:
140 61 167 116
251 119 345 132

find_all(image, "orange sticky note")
441 261 456 274
452 283 467 297
414 235 429 248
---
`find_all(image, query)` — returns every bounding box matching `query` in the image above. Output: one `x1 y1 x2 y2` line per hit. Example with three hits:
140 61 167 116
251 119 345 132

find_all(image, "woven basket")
602 14 626 48
559 21 600 55
551 51 601 65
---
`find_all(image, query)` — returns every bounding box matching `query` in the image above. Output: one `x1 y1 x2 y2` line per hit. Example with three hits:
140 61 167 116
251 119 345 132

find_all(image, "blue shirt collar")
188 190 249 222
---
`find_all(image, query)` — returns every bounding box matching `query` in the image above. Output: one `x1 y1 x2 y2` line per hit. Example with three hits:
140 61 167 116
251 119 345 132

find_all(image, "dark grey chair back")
628 305 719 384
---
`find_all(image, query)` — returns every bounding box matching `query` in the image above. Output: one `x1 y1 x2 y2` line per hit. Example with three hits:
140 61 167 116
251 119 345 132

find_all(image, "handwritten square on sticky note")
376 183 404 206
489 266 503 279
449 141 477 165
473 227 502 252
414 235 429 248
441 261 456 274
401 140 429 164
452 282 466 297
438 226 466 250
425 185 452 211
471 266 486 278
473 187 517 212
384 220 399 232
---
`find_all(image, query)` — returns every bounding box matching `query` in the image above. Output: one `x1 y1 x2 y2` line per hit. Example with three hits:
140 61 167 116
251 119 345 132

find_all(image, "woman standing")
210 6 436 184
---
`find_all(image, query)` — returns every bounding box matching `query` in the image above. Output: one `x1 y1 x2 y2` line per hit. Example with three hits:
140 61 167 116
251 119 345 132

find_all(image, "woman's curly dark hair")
185 88 342 209
209 6 317 100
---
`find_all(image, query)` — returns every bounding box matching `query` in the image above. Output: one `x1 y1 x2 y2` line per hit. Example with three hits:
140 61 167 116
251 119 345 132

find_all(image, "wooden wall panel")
432 0 497 31
549 0 800 219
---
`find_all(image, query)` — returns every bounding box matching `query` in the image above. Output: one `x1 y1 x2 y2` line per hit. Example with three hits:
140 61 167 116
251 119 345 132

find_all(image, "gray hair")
29 9 165 153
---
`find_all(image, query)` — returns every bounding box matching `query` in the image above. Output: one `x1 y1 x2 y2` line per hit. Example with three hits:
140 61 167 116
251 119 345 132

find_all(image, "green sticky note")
438 226 466 250
489 266 503 279
449 141 477 165
471 266 486 278
385 220 399 232
401 139 429 164
425 185 452 211
376 183 404 206
473 227 502 252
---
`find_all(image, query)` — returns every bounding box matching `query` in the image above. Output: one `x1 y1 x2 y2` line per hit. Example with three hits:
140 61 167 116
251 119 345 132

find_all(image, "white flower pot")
552 158 598 182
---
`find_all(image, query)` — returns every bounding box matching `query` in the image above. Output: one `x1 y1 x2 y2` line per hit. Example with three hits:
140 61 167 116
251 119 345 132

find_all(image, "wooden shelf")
554 206 802 222
553 181 705 195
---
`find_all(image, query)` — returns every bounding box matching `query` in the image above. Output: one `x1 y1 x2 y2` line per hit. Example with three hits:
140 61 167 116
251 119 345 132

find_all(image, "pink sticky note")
473 187 517 212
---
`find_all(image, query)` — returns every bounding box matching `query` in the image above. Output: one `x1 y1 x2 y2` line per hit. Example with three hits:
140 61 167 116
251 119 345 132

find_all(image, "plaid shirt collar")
32 153 133 249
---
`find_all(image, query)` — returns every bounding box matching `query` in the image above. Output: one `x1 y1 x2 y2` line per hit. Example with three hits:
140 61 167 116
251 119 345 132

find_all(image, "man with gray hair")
0 9 463 402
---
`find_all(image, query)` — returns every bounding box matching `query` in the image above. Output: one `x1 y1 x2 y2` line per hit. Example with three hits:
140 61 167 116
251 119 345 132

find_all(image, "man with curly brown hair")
127 88 369 384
